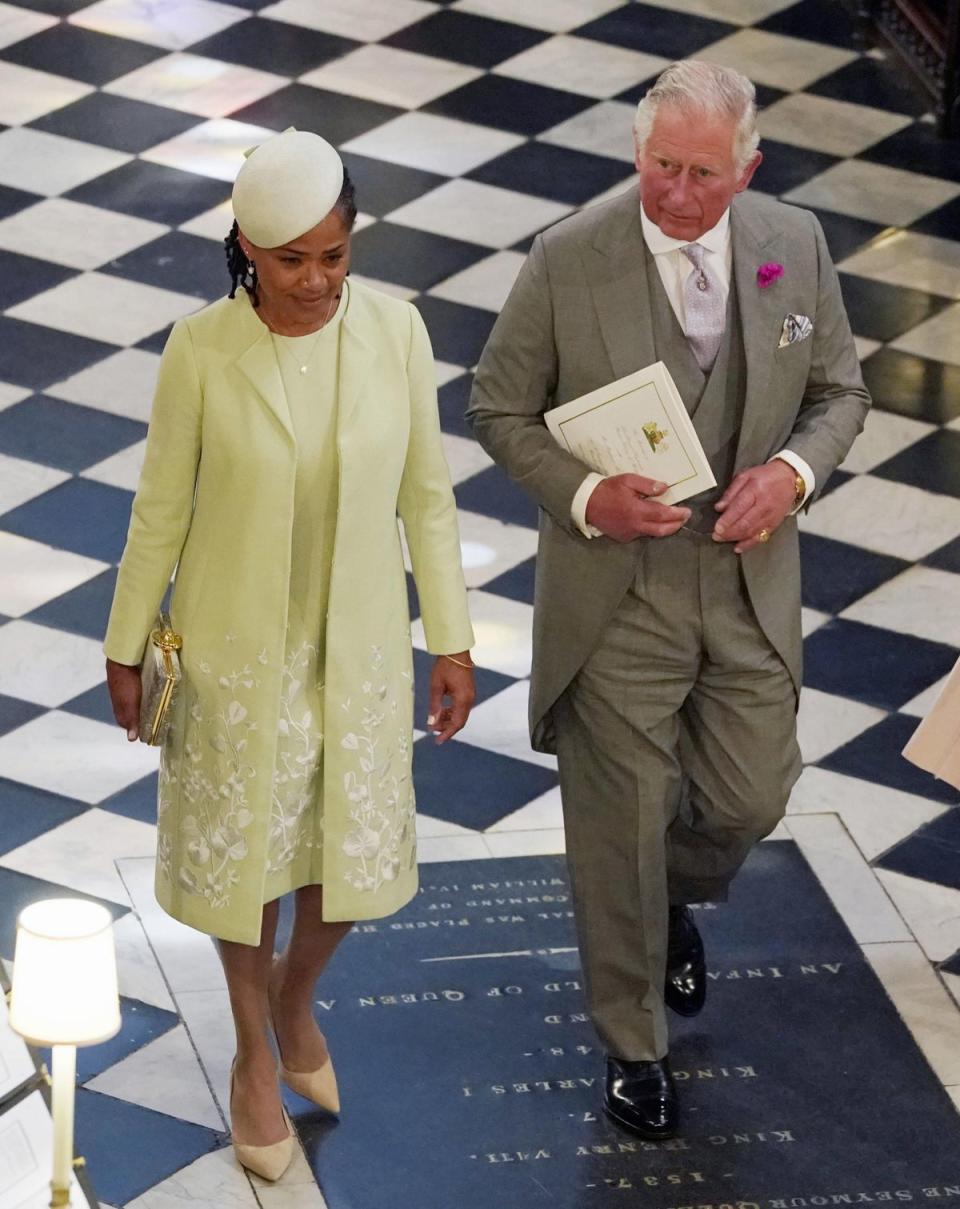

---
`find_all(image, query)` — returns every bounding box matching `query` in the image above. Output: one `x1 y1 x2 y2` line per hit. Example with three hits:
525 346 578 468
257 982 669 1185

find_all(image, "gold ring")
757 528 770 543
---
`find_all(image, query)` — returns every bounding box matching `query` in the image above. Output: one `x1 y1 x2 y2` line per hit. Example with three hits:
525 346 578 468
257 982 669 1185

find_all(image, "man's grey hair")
633 60 760 172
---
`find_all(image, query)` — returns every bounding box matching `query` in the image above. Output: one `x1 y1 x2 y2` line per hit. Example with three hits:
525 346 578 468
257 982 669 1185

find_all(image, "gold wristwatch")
793 471 806 509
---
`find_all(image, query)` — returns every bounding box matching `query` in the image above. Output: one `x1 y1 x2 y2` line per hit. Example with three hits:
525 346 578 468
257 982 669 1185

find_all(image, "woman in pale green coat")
104 130 475 1180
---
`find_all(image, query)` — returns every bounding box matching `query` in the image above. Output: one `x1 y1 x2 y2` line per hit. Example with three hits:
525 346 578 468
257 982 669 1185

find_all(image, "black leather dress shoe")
665 905 706 1017
604 1056 679 1139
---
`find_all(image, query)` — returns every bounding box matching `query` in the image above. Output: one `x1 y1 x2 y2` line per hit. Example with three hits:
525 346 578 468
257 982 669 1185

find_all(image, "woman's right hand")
106 658 142 742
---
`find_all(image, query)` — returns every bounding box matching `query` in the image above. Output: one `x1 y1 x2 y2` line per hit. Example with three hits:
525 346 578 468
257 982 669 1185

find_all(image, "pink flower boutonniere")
757 261 784 288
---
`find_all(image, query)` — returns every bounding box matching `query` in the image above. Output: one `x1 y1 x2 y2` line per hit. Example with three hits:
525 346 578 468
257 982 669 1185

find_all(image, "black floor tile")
808 55 929 116
803 618 958 711
871 429 960 498
799 532 908 614
805 206 886 262
26 567 118 641
350 222 487 291
0 183 41 221
187 17 358 75
817 467 856 498
30 93 203 154
923 535 960 574
66 160 230 225
469 141 630 205
0 478 134 563
860 347 960 424
0 396 145 473
875 807 960 889
455 465 538 528
3 0 98 11
860 120 960 183
437 372 474 438
0 317 116 392
479 555 536 604
63 680 116 726
230 83 400 142
752 138 839 196
0 777 87 856
412 648 515 727
426 75 592 137
0 250 75 309
383 9 546 69
838 271 950 341
99 773 159 824
0 23 163 84
0 695 44 740
136 323 176 355
574 3 736 58
821 713 960 805
756 0 863 49
414 296 495 368
910 194 960 238
340 152 446 217
104 231 230 301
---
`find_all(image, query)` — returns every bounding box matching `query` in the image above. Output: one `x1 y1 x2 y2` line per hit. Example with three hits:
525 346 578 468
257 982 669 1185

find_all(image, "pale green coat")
104 282 474 945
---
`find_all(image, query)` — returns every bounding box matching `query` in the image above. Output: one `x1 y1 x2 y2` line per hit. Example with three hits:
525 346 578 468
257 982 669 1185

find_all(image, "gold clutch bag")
139 614 182 746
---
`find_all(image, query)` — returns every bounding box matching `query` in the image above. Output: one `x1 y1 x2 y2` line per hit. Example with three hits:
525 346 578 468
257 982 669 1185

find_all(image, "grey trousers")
553 530 802 1062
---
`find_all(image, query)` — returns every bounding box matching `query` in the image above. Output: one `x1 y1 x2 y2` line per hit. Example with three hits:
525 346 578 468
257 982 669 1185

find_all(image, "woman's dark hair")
225 166 358 305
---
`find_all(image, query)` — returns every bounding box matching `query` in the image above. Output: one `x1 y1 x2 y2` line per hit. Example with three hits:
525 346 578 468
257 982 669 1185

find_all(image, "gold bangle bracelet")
442 654 474 670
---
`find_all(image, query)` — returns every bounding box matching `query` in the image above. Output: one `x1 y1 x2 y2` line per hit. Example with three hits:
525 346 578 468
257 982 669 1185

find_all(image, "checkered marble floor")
1 0 960 1202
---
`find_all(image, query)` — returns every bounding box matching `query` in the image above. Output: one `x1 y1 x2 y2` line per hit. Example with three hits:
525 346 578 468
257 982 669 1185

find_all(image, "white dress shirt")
570 205 814 537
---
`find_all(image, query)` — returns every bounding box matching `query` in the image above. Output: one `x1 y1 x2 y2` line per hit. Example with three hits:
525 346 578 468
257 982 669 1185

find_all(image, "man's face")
636 104 761 241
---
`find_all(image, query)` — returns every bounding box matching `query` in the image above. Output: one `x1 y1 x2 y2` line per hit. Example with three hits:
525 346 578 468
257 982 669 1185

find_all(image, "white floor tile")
0 2 56 48
169 988 234 1115
106 54 286 120
7 272 203 348
0 381 30 413
0 619 107 706
124 1147 258 1209
0 127 130 197
179 199 236 243
487 785 564 832
787 766 948 861
87 1024 223 1130
83 439 147 492
343 112 524 177
440 432 495 486
854 335 882 361
455 0 623 31
48 348 162 423
698 28 856 89
796 687 886 765
800 475 960 561
484 828 566 857
758 93 911 158
786 813 912 944
71 0 248 49
0 532 106 616
0 61 92 126
301 45 482 109
841 565 960 647
0 711 159 804
117 855 227 994
433 589 533 678
141 118 276 183
111 912 176 1012
0 806 155 905
0 198 166 271
435 361 467 388
0 457 70 520
890 302 960 368
638 0 795 20
839 408 935 474
429 251 528 312
584 175 637 209
494 35 669 99
839 229 960 301
455 510 539 589
539 100 638 162
873 869 960 964
415 813 481 839
261 0 432 39
863 940 960 1086
801 606 830 637
454 680 556 770
347 274 418 302
254 1147 328 1206
390 177 570 249
901 675 950 719
785 160 960 228
944 971 960 1012
416 834 493 862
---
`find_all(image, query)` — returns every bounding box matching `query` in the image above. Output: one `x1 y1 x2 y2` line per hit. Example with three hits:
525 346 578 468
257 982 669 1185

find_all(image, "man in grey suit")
468 60 869 1139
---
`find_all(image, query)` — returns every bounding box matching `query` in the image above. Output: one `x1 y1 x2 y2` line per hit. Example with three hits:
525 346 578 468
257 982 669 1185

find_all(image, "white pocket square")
779 313 813 348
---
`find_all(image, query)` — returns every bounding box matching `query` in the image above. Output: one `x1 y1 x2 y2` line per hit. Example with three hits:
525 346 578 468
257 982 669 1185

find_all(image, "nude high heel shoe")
229 1059 295 1182
269 960 341 1114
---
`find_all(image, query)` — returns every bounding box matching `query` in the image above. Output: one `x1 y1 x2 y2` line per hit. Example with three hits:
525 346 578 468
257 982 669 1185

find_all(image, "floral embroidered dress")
260 288 347 902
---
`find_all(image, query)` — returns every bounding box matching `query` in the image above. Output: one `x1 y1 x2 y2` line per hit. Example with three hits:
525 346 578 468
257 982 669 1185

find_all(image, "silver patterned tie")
680 243 724 372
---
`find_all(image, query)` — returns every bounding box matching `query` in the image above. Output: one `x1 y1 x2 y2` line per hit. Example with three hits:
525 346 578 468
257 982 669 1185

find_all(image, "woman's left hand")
427 653 476 744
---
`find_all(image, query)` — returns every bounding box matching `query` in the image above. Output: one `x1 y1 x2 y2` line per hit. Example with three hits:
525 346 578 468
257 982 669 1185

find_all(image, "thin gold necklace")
272 291 341 375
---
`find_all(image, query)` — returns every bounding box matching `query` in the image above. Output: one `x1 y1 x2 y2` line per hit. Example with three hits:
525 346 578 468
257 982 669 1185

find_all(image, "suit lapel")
337 285 378 438
730 196 786 468
584 192 657 381
233 294 296 445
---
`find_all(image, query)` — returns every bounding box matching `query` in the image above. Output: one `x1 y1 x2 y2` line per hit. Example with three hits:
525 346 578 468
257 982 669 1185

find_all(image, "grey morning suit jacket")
468 187 871 755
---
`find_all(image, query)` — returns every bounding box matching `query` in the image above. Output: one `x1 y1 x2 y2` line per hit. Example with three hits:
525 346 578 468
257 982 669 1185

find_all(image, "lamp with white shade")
9 899 121 1209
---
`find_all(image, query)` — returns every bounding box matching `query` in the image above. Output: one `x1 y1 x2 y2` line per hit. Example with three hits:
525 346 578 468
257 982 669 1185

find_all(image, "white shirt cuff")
571 472 607 538
769 451 815 514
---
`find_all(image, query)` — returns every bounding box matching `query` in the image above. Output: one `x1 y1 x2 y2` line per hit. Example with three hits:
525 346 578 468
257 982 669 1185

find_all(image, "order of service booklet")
544 361 716 507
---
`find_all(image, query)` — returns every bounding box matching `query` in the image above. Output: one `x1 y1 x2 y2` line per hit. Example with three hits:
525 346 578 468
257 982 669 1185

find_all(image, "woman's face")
239 209 352 328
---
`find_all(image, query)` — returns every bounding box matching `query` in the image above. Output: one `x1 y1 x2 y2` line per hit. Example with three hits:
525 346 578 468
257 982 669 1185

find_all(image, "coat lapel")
730 195 786 468
585 192 657 381
337 285 379 437
234 296 295 446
